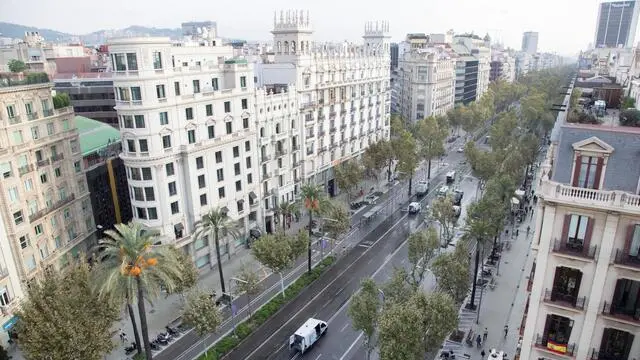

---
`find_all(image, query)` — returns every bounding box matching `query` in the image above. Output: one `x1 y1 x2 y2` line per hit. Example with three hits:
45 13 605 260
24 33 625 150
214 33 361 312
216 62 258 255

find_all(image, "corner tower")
363 21 391 57
272 9 313 64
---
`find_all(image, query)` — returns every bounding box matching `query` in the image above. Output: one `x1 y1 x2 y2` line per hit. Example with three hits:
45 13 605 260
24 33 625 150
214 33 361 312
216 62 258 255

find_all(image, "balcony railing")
8 115 21 125
534 334 576 356
51 153 64 163
340 124 347 130
319 146 327 153
29 194 76 222
613 249 640 269
42 109 54 117
276 149 287 157
261 155 271 163
27 112 38 121
36 159 50 168
350 135 357 141
552 239 597 260
305 116 314 123
602 301 640 323
538 180 640 215
340 109 347 115
301 101 316 110
318 130 326 137
262 172 272 180
18 164 34 176
330 127 337 133
543 289 586 310
590 348 632 360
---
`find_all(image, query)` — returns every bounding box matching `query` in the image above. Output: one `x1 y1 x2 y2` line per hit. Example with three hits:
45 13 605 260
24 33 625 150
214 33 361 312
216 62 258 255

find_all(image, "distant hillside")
0 22 182 45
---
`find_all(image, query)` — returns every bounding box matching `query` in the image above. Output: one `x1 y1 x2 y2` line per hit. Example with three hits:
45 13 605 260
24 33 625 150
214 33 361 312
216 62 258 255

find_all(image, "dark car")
452 190 464 206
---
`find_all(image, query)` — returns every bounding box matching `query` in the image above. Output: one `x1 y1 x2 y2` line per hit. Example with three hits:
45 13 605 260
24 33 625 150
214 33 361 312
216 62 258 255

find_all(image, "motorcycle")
124 343 137 355
166 325 180 337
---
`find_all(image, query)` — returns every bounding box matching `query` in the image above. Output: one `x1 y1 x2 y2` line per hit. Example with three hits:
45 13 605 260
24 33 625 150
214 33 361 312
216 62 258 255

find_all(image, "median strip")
197 256 336 360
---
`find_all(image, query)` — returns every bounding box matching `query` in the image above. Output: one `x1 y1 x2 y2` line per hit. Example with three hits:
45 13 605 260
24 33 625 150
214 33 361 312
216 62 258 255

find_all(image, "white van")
446 171 456 184
289 318 327 354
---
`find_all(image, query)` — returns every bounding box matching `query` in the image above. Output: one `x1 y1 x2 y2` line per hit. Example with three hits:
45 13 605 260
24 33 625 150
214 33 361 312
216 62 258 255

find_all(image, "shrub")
53 93 71 109
619 109 640 127
197 256 336 359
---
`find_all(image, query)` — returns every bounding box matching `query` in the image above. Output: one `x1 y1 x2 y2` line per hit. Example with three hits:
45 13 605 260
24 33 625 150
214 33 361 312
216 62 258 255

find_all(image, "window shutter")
583 217 595 252
572 155 582 187
561 214 571 245
624 224 636 254
592 157 604 190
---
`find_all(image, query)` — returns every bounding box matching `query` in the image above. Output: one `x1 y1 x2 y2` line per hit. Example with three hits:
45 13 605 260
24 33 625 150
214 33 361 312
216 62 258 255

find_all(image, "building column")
520 202 556 360
575 211 619 359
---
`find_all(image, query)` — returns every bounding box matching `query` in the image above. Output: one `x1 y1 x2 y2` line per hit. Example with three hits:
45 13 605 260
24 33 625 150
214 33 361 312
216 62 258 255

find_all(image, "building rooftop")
74 116 120 156
54 72 113 80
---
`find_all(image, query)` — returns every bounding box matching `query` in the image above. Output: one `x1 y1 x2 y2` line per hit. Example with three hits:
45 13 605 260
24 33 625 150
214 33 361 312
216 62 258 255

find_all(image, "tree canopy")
251 231 307 296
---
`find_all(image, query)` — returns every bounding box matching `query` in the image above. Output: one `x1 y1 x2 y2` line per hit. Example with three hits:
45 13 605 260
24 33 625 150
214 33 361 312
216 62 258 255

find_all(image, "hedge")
197 256 336 359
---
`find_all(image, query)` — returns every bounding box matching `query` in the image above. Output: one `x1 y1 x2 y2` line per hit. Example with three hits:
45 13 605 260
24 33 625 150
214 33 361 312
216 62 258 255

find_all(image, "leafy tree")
362 141 389 181
489 110 519 151
432 243 471 303
415 116 447 179
251 231 307 296
7 59 26 73
393 130 418 196
348 278 382 360
52 93 70 109
459 103 481 134
521 91 554 135
193 208 241 295
464 142 498 189
233 264 262 317
414 291 459 352
275 201 299 233
621 96 636 110
334 160 364 199
301 184 329 272
407 228 439 290
17 261 120 360
181 289 222 336
431 195 458 245
619 109 640 127
95 222 182 360
0 345 9 360
321 201 351 246
390 114 405 137
570 88 583 109
381 268 412 305
168 247 199 297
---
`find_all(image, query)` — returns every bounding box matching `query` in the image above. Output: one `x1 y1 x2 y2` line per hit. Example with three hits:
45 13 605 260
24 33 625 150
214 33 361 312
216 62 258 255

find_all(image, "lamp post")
230 277 251 318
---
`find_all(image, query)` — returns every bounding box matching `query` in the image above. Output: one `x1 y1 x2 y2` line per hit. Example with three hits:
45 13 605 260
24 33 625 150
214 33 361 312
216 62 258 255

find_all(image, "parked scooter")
124 343 137 355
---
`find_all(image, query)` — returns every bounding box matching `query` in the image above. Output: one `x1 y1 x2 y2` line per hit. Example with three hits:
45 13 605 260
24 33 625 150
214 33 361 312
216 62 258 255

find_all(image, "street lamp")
230 277 251 318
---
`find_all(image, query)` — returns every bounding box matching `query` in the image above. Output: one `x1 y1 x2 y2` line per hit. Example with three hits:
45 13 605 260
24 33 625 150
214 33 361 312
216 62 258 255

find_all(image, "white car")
457 147 464 153
408 202 422 214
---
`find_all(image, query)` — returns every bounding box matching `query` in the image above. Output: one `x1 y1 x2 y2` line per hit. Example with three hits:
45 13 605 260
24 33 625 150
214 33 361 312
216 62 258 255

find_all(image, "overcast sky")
0 0 611 55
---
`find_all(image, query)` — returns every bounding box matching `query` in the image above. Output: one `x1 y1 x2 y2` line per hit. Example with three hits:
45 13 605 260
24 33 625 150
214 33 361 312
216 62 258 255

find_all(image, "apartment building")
450 36 491 105
522 31 539 55
521 114 640 359
255 12 391 197
490 51 516 83
108 35 262 268
0 82 96 344
397 46 456 122
53 73 117 127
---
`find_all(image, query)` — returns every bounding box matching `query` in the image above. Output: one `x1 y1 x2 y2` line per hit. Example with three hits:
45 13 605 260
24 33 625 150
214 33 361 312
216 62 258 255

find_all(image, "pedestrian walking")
526 225 531 235
119 329 126 343
483 327 488 342
476 334 482 348
515 229 519 237
504 324 509 339
481 349 486 358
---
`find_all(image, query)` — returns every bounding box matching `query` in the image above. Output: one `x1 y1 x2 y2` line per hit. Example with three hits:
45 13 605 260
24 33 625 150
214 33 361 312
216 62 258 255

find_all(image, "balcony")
318 99 325 105
329 111 336 119
359 104 365 110
8 115 21 125
318 130 326 137
36 159 50 168
261 155 271 163
543 289 586 310
330 127 337 133
292 160 301 167
350 120 356 126
552 239 597 260
292 144 300 151
301 101 316 110
340 109 347 115
360 118 365 124
27 112 38 121
42 109 54 117
350 135 357 141
602 301 640 324
613 249 640 269
18 164 34 176
538 180 640 215
51 153 64 163
305 116 315 123
319 114 326 121
276 149 287 157
29 194 76 222
534 334 576 357
319 146 328 153
262 172 273 180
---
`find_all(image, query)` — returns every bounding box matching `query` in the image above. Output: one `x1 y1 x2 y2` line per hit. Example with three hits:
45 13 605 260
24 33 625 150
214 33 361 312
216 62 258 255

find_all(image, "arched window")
277 41 282 54
300 41 305 53
260 127 265 137
291 41 296 53
284 41 289 54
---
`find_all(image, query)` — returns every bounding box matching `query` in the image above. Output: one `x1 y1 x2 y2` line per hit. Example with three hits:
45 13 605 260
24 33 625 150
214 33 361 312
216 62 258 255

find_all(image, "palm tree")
277 201 300 232
193 208 241 296
93 222 182 360
300 184 329 272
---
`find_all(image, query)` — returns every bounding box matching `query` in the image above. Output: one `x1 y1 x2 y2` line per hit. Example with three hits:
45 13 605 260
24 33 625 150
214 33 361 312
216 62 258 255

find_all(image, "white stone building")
397 46 456 122
108 36 262 268
520 110 640 359
255 11 391 229
0 82 95 344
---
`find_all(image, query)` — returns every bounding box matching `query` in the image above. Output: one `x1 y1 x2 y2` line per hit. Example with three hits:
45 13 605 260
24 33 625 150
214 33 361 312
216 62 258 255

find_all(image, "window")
243 117 249 129
130 167 141 180
193 80 200 93
215 151 222 163
74 161 81 173
7 187 19 203
196 156 204 169
159 111 169 125
126 53 138 70
174 81 181 96
13 211 23 225
233 146 240 158
144 187 155 201
34 224 43 235
46 122 54 135
208 125 215 139
166 163 175 176
12 130 23 145
212 78 219 90
168 181 177 196
162 135 172 149
241 99 248 110
136 207 146 219
573 155 603 189
188 129 196 144
142 167 152 180
226 121 233 134
31 126 39 140
40 173 48 183
217 168 224 182
134 115 145 128
240 76 247 88
114 53 126 71
122 115 133 128
247 173 253 184
62 119 69 130
24 178 33 191
224 101 231 113
567 215 589 244
235 180 242 192
127 139 136 152
185 107 194 120
170 201 180 214
237 200 244 213
156 84 166 99
218 187 226 198
131 87 142 101
133 187 144 201
198 175 206 189
54 167 61 177
234 163 241 175
153 51 163 69
200 194 208 206
147 207 158 219
246 157 252 170
139 139 149 153
194 235 208 250
245 141 251 151
19 235 29 249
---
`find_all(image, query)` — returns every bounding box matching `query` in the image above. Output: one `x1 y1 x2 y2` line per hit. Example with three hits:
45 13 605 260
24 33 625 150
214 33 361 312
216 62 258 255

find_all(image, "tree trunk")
282 213 287 232
387 161 392 182
280 272 286 297
214 229 226 295
427 159 432 179
127 300 142 354
307 210 313 273
136 278 153 360
407 175 413 197
468 243 481 310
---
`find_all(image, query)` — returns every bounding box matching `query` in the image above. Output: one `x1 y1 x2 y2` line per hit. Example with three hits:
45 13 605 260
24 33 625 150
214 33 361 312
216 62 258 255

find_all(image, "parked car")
416 180 429 196
452 190 464 206
408 202 422 214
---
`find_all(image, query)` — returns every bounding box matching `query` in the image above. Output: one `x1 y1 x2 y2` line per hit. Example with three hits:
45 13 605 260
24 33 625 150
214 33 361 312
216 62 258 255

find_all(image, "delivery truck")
289 318 327 354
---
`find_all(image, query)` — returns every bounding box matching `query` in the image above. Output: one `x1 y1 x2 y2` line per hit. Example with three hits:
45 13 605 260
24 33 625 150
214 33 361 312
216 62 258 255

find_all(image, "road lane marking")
340 323 349 332
243 210 412 360
340 332 363 360
358 244 371 248
314 354 322 360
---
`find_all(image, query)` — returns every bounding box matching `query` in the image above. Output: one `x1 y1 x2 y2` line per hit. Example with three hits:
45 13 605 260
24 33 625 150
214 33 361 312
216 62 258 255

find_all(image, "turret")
362 20 391 57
